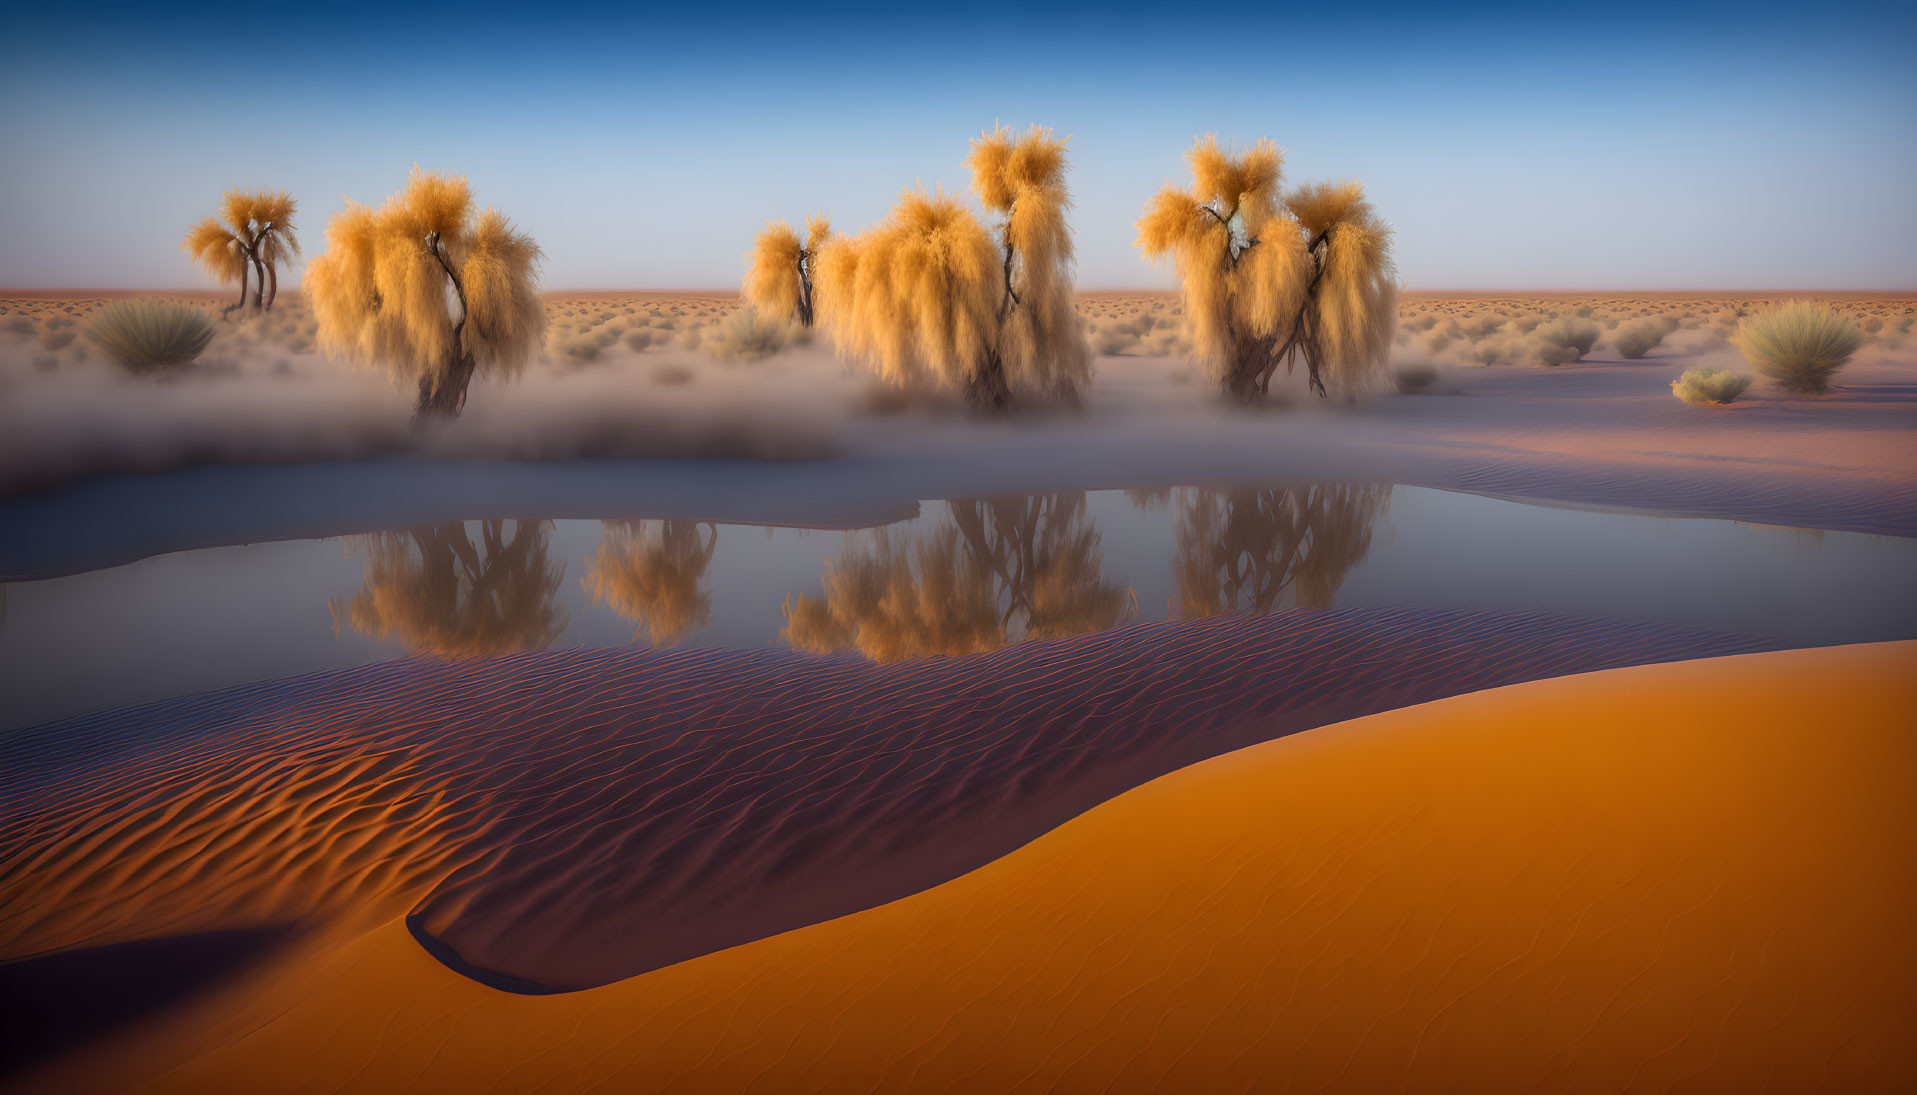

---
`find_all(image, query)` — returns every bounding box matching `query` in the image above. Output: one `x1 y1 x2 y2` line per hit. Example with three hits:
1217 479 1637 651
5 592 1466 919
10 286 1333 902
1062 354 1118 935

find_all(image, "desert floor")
2 290 1912 1093
3 641 1910 1093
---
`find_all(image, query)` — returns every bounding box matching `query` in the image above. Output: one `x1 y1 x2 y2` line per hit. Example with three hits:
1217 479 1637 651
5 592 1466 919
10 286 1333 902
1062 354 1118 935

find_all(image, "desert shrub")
624 329 653 352
1091 323 1137 356
1136 135 1396 400
1535 315 1600 365
38 327 76 351
553 334 602 365
1671 366 1752 405
1463 335 1519 366
1143 329 1182 355
706 306 788 363
1735 301 1863 393
1612 318 1671 359
82 300 216 373
3 315 35 337
1393 362 1438 393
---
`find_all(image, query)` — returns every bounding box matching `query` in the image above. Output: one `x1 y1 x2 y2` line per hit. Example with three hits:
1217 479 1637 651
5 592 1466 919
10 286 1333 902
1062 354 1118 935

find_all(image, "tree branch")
427 231 472 346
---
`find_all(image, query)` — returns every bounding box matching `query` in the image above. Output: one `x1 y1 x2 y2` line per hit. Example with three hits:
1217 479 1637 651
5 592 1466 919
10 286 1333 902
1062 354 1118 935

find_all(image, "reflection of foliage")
584 520 717 645
1174 485 1388 617
784 494 1131 661
333 520 565 659
1123 487 1175 511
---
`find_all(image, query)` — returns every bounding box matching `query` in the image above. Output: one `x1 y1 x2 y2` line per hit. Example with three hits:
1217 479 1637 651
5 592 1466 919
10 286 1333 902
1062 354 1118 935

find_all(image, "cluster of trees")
182 189 301 314
746 124 1091 408
182 130 1396 415
1136 136 1397 399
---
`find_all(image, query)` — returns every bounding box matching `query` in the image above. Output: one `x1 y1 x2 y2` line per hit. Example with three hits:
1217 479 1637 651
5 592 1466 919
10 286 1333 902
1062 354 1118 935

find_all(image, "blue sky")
3 2 1913 289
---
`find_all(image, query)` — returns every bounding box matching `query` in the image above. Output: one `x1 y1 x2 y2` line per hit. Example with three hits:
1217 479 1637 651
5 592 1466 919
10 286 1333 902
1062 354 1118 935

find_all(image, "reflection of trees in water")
785 493 1132 661
1172 485 1389 617
584 520 717 646
332 519 566 659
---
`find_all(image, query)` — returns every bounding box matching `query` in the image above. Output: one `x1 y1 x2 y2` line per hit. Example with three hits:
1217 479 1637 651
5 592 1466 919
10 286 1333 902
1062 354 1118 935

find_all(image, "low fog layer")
2 294 1912 533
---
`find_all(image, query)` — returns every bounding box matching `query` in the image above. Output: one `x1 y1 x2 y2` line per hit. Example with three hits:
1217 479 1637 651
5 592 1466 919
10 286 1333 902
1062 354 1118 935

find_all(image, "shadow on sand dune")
0 926 293 1081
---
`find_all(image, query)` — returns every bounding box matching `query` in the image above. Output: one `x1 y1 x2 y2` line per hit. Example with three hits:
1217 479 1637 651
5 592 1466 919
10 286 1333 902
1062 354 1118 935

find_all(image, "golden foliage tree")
1136 136 1396 400
783 493 1129 661
583 520 718 645
181 188 300 313
305 168 546 417
808 124 1091 409
1171 485 1388 618
743 215 831 326
331 519 566 659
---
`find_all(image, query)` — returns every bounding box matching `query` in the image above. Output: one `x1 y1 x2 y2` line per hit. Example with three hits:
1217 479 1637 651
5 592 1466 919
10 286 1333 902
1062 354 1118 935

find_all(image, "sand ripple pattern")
0 607 1768 992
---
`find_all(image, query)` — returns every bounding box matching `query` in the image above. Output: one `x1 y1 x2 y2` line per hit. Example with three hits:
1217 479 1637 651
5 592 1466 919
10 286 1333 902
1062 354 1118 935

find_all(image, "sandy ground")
4 640 1909 1093
1 292 1913 579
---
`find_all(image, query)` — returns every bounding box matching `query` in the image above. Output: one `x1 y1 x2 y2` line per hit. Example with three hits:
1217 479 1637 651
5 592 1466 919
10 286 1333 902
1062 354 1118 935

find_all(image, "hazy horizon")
5 1 1914 292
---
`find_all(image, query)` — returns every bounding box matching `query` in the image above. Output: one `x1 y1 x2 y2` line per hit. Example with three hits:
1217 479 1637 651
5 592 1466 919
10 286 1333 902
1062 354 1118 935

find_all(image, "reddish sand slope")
0 608 1764 998
8 641 1909 1094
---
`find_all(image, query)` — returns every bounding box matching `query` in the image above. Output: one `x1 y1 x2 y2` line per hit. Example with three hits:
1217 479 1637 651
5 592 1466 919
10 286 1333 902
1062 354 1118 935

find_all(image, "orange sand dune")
13 641 1911 1094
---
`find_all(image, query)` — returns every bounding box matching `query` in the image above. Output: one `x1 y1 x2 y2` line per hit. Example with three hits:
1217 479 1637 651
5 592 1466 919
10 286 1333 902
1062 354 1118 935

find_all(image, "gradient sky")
3 1 1913 290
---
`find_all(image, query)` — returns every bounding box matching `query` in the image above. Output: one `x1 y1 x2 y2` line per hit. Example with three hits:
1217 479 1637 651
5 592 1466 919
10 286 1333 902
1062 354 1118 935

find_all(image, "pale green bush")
706 307 788 363
1612 318 1673 359
83 300 216 373
1671 366 1752 405
1535 315 1600 366
1735 301 1864 394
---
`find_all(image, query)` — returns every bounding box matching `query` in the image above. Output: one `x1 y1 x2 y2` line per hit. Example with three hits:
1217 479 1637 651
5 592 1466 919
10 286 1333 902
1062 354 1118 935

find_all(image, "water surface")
3 483 1913 730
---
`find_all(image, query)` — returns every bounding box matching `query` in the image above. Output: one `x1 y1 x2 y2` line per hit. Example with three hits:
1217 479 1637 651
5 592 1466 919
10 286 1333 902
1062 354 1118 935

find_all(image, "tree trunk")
263 262 278 310
968 349 1011 412
226 262 250 315
1221 332 1276 402
415 348 478 419
249 254 268 312
797 257 814 327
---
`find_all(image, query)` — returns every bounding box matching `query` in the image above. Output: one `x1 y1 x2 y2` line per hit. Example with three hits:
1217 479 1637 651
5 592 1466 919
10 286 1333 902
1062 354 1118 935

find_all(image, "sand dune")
0 608 1763 999
5 641 1908 1093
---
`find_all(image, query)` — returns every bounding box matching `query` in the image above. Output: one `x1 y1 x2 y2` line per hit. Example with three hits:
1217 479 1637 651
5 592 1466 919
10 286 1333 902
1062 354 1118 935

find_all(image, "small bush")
706 307 787 363
1091 324 1137 356
1535 315 1600 365
1464 336 1520 367
553 334 603 365
624 329 654 352
1612 319 1671 359
83 300 216 373
1393 362 1438 393
1735 301 1864 393
1671 366 1752 405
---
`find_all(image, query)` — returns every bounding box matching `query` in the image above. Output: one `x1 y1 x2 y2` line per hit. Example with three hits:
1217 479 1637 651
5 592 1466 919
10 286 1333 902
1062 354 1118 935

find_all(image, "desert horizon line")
6 286 1915 297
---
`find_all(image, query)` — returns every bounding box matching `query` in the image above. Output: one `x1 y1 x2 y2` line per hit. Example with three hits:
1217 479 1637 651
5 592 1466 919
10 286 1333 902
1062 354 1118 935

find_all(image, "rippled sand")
5 640 1910 1092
